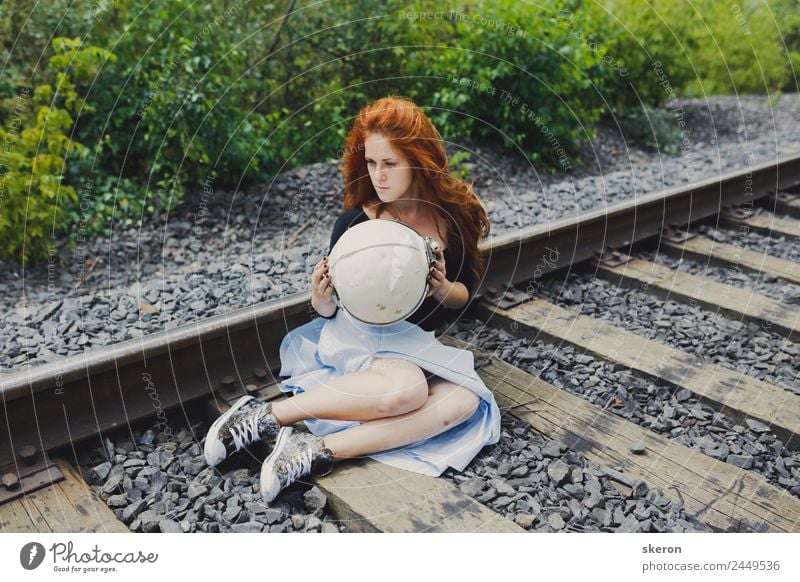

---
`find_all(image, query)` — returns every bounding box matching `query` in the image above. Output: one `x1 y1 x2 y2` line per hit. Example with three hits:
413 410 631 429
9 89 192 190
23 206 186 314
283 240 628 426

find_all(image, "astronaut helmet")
328 218 440 326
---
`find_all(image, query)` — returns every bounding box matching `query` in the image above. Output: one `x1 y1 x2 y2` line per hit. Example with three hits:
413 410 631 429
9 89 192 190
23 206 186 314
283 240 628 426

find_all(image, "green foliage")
268 0 416 165
760 0 800 92
287 0 608 169
75 1 276 204
681 1 790 96
0 0 89 78
448 150 474 181
595 0 792 104
772 0 800 91
561 0 794 151
42 38 136 245
0 41 95 263
586 0 699 109
617 105 683 154
420 0 607 169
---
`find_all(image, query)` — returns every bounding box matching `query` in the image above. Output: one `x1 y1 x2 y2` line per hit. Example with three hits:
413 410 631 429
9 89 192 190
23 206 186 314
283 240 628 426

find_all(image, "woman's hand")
426 249 450 300
311 256 337 317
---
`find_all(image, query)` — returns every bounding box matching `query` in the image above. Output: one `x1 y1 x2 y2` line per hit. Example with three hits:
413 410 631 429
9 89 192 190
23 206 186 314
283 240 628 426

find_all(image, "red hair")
340 95 489 287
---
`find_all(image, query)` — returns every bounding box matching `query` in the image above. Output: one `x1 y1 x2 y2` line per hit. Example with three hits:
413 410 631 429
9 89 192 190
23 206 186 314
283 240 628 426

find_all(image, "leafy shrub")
448 150 474 181
583 0 699 109
567 0 791 149
0 37 104 263
74 1 275 201
772 0 800 91
617 105 682 154
416 0 608 170
595 0 791 104
280 0 609 169
681 1 790 96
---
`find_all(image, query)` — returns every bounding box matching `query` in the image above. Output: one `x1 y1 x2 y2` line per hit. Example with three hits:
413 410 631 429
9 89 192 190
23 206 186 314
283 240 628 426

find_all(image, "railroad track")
2 154 800 533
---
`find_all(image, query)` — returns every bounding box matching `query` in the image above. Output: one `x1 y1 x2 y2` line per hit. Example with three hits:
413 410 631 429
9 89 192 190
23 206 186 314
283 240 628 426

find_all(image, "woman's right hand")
311 256 337 317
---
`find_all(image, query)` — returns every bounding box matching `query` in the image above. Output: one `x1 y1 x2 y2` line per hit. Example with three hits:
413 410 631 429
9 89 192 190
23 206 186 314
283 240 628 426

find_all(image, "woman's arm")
428 245 474 310
432 280 469 309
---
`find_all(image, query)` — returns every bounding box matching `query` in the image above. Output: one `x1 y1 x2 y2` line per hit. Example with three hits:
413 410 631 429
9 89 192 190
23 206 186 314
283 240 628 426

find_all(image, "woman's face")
364 132 415 202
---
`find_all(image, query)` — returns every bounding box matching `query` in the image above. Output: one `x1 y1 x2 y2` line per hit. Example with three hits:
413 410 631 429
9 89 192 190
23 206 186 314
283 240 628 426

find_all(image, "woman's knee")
432 385 480 428
371 358 428 416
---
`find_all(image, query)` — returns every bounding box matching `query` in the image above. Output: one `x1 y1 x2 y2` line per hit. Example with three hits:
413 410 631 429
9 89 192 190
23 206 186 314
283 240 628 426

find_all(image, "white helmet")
328 218 441 326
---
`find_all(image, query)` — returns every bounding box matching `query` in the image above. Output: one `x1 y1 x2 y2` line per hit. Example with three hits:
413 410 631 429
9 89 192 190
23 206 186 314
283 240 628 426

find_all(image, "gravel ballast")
81 415 719 533
78 422 345 533
442 416 713 533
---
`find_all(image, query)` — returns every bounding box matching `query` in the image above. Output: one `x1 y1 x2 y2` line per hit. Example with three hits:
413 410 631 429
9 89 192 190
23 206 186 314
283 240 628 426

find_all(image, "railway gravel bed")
449 320 800 500
693 224 799 263
535 273 800 393
641 249 800 303
80 413 720 533
3 95 800 374
76 421 346 533
441 415 713 533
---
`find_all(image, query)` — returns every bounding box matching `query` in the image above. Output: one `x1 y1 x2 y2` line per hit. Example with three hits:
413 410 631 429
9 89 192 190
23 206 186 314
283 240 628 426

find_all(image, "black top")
327 207 476 333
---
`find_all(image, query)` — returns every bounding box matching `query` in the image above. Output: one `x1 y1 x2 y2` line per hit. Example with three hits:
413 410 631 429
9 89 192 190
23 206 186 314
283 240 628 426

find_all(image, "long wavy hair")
340 95 489 288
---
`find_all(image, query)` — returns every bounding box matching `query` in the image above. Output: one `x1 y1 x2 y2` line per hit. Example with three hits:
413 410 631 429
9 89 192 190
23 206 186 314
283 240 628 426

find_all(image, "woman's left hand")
426 249 449 300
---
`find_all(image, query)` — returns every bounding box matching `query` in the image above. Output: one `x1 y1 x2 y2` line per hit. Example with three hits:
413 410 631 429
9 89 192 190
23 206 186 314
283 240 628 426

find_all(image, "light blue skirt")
277 309 501 477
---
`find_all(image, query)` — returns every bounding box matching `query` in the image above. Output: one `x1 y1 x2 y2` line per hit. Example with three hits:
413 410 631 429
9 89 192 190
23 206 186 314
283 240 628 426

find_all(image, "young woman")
204 96 501 503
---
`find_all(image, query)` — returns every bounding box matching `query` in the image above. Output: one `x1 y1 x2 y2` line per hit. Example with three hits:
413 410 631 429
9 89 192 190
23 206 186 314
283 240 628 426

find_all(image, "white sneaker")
204 396 281 466
260 427 334 503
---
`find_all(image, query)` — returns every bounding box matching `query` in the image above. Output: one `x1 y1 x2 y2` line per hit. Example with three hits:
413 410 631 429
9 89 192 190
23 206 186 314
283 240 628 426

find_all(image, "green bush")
772 0 800 91
418 0 607 170
287 0 609 170
0 38 102 263
594 0 791 104
266 0 416 165
0 103 81 263
617 105 682 154
586 0 699 109
75 1 276 202
564 0 792 147
448 150 474 181
682 1 790 96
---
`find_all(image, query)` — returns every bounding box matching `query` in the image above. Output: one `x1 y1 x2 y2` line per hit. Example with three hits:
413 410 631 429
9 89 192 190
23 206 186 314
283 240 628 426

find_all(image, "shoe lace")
230 413 263 451
282 447 315 486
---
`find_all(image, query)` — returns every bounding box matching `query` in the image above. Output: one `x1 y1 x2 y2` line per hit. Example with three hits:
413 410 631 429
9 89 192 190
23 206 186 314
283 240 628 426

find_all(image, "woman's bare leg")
321 378 481 460
271 357 429 424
